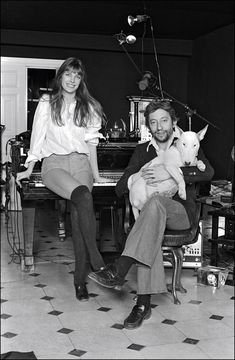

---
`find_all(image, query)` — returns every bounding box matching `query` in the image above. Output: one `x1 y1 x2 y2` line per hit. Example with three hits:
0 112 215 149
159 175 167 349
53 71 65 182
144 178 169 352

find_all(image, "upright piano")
10 141 136 271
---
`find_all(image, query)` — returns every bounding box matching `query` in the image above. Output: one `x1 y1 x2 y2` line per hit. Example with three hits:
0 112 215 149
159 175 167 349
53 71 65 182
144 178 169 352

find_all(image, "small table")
207 207 235 267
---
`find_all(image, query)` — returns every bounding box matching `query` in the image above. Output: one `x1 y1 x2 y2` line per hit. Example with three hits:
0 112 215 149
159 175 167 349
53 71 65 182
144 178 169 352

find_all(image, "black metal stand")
115 14 220 132
3 162 11 220
148 77 220 131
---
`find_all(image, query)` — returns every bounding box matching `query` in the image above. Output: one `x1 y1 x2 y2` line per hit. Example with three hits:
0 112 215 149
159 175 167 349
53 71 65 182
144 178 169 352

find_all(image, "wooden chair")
123 190 202 305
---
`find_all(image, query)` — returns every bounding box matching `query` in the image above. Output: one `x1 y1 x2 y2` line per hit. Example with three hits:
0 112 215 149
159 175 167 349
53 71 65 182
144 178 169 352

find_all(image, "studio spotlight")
113 31 136 45
127 14 150 26
126 35 136 44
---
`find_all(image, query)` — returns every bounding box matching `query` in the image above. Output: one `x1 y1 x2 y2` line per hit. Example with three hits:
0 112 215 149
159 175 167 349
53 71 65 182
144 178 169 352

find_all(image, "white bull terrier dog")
128 124 208 220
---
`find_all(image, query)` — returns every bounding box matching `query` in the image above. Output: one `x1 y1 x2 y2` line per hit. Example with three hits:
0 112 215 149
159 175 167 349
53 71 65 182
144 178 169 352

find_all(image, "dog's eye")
182 143 186 146
194 144 197 147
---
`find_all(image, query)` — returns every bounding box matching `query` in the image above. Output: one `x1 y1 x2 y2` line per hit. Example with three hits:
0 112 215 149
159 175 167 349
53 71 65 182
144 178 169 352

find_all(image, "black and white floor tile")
1 202 234 359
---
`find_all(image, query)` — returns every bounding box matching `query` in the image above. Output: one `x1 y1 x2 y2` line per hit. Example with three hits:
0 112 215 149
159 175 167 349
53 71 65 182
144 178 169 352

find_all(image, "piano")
11 141 136 271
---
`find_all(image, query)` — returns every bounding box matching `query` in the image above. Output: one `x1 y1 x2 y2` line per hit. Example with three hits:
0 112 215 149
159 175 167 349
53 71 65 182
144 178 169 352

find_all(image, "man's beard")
152 129 174 143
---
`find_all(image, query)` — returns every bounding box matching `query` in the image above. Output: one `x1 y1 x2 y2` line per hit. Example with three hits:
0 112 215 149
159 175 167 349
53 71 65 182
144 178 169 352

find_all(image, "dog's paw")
197 160 206 172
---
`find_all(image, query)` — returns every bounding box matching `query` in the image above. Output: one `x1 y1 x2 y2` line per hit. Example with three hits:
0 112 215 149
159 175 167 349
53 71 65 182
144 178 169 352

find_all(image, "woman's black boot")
74 283 89 301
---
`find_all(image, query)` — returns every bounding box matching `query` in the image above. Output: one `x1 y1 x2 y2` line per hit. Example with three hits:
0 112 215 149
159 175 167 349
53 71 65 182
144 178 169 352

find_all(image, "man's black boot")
124 304 151 329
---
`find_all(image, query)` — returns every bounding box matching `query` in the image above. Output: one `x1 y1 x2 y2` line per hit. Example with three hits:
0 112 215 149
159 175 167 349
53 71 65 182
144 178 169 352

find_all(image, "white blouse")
25 95 105 167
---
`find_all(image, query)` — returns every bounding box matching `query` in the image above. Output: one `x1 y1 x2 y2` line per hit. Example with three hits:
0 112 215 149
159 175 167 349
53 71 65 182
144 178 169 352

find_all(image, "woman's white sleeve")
25 96 49 166
84 113 105 146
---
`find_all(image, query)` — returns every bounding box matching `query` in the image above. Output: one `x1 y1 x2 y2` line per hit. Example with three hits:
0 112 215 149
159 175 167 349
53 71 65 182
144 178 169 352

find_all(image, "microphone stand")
119 45 143 139
185 107 196 131
114 22 220 133
148 79 220 131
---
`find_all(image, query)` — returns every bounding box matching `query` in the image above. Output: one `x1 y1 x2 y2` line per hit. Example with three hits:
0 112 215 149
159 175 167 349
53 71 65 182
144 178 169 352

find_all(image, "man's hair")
144 99 179 129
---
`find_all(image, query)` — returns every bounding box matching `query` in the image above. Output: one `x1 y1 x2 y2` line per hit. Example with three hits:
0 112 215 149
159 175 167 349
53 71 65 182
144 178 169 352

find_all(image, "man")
89 99 214 329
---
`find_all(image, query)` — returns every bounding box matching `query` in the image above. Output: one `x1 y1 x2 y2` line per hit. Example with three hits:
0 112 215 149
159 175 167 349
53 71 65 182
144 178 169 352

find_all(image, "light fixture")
113 31 136 45
138 71 153 91
127 14 150 26
125 34 136 44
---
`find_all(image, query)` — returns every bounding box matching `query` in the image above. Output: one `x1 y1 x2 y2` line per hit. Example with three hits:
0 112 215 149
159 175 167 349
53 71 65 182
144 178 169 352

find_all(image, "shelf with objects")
127 95 154 142
206 147 234 277
208 207 234 269
197 174 234 283
27 68 56 130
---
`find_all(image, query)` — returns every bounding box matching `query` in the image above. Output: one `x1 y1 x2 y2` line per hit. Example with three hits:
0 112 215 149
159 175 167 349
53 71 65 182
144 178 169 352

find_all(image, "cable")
5 181 24 264
149 16 164 99
141 21 147 74
120 44 143 76
3 141 25 264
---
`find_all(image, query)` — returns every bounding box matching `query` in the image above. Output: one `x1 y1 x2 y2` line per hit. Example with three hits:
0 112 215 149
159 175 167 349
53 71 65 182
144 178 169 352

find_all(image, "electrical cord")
149 16 164 99
5 179 24 264
141 20 147 74
3 139 25 264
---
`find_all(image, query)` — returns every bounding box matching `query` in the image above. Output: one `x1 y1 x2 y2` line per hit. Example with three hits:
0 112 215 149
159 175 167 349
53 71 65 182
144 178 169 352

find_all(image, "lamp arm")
120 44 143 76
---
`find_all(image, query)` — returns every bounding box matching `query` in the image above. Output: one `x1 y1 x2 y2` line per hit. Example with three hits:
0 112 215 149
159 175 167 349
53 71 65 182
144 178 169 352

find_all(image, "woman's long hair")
50 57 105 126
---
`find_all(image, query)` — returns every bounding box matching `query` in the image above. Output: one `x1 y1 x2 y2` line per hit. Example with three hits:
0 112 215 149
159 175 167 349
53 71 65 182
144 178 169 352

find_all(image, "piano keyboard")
33 182 45 187
31 179 117 187
94 172 123 186
93 181 116 187
23 172 123 188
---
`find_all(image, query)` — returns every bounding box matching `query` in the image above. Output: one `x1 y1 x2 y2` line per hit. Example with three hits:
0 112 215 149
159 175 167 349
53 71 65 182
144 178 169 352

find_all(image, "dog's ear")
174 124 184 138
197 124 208 141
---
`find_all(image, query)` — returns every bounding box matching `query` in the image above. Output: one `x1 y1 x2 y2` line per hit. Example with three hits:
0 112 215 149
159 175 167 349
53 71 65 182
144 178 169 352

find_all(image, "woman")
16 57 110 301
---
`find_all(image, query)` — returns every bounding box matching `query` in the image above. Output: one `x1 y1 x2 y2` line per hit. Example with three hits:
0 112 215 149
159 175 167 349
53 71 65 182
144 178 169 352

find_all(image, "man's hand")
141 163 171 186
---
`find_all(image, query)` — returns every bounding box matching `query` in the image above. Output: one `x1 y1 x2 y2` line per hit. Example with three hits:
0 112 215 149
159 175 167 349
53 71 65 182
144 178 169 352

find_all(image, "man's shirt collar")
146 133 178 154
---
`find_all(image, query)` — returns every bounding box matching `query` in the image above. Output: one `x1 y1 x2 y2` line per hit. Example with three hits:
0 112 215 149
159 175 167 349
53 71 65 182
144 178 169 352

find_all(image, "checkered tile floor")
1 202 234 359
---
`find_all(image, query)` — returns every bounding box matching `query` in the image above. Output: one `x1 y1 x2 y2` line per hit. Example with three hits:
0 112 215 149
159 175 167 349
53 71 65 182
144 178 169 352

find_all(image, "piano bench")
18 183 125 271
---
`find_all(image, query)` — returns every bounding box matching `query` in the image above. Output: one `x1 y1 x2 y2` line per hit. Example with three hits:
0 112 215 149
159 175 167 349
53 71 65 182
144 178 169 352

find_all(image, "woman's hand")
141 163 171 186
16 169 32 188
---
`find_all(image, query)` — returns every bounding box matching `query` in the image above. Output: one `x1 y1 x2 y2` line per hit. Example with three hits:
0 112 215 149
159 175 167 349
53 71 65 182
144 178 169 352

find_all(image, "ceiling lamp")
127 15 150 26
114 31 136 45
